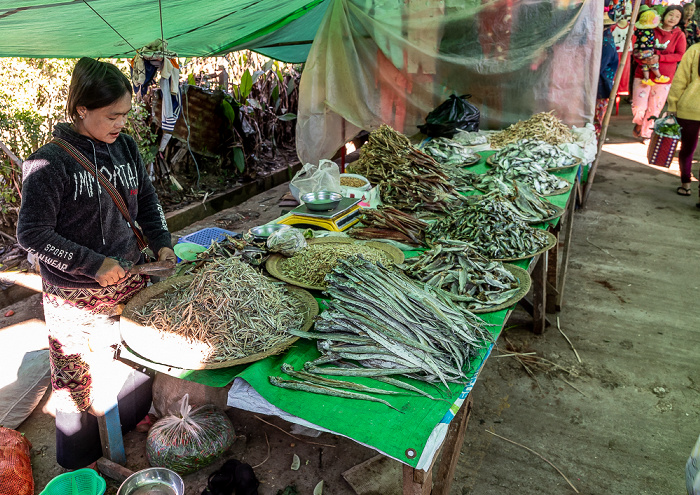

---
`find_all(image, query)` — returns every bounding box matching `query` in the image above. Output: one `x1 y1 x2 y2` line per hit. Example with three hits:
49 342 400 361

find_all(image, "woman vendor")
17 57 175 469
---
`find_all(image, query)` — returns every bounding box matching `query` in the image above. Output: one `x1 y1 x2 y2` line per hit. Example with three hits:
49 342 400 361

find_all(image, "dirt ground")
3 102 699 495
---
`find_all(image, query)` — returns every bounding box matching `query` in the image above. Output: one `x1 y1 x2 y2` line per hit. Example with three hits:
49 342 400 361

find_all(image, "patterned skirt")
43 275 147 412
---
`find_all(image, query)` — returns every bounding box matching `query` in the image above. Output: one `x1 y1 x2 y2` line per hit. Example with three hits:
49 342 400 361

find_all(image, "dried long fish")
349 207 428 247
348 125 460 212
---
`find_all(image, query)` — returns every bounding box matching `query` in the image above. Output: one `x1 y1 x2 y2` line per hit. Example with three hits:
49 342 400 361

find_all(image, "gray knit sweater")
17 123 172 288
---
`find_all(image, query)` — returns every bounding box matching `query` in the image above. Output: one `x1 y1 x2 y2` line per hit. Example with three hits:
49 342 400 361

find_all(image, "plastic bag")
652 115 681 138
560 123 597 164
418 94 480 138
0 427 33 495
289 159 340 202
147 394 235 475
267 227 309 256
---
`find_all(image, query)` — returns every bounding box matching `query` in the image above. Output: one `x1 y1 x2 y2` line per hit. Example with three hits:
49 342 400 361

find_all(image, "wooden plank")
532 250 548 335
96 457 134 483
433 395 474 495
90 401 127 465
546 226 560 314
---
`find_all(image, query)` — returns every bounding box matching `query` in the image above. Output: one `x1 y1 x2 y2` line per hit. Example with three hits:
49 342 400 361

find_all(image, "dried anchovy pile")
279 242 394 287
400 243 521 311
349 207 427 247
133 257 304 362
471 180 560 223
426 197 552 259
487 161 570 196
349 125 459 212
490 139 578 169
421 137 480 166
311 257 493 387
489 111 574 148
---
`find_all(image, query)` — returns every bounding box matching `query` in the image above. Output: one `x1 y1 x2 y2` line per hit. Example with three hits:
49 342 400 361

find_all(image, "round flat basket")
547 159 582 173
491 230 557 262
536 181 571 197
524 201 565 225
470 265 531 314
266 237 405 291
120 276 318 370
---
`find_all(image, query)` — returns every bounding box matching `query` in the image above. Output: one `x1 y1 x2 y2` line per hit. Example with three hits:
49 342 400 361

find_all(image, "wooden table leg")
433 395 474 495
532 250 548 335
555 177 578 310
402 395 474 495
546 225 560 314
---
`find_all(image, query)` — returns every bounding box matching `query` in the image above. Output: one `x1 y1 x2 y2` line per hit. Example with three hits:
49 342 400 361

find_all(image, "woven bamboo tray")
120 275 318 370
470 265 531 313
266 237 405 291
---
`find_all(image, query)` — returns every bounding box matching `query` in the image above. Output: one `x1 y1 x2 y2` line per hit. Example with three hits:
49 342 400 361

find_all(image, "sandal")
677 186 692 196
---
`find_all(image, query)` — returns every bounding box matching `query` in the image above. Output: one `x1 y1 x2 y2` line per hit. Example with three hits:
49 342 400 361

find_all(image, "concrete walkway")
453 104 700 494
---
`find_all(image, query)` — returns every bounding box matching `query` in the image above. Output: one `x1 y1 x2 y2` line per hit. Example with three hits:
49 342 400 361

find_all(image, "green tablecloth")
128 150 578 468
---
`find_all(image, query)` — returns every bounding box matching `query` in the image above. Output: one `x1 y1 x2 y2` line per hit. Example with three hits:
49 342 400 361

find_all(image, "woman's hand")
646 54 660 64
158 247 176 263
95 257 126 287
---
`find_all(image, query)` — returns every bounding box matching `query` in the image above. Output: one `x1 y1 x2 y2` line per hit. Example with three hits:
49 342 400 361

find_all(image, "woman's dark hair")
661 5 685 31
66 57 132 122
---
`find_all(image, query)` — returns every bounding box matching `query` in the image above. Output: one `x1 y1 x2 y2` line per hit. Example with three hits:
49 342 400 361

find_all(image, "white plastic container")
339 173 372 200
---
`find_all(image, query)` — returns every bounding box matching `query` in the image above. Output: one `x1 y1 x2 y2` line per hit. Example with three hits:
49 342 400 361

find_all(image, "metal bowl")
117 467 184 495
301 191 343 211
249 224 288 239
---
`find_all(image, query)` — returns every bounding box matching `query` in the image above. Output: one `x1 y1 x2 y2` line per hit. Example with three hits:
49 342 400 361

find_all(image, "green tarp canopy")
0 0 331 62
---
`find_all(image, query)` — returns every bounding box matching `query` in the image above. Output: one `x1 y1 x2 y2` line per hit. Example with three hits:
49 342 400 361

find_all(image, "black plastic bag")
418 94 480 138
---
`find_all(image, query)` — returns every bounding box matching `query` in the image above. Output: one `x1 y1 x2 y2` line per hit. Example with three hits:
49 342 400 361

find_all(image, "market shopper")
16 57 175 469
666 43 700 199
595 12 620 136
684 2 700 48
631 5 686 141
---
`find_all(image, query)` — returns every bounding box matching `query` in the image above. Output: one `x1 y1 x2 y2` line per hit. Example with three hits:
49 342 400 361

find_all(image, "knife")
121 260 176 278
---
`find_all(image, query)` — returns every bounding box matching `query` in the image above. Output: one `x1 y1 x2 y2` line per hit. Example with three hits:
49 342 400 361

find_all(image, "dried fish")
279 242 394 287
280 363 402 395
421 137 480 166
489 111 574 148
268 376 403 413
349 207 427 247
348 125 460 212
133 257 304 363
399 242 521 311
489 139 578 170
426 198 552 260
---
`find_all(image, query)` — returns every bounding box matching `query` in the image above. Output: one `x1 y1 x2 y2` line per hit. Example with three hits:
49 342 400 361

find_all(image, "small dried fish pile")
489 111 574 148
487 160 570 196
133 258 304 362
349 207 427 247
451 130 489 146
311 257 493 387
279 242 394 287
422 137 480 166
400 244 520 311
470 181 560 223
489 139 578 169
349 125 459 212
425 198 552 259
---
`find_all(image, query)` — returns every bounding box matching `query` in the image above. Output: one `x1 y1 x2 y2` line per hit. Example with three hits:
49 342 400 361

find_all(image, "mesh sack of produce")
147 394 235 475
0 427 33 495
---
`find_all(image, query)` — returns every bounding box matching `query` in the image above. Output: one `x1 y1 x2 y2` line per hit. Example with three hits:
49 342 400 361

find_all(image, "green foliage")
124 100 158 167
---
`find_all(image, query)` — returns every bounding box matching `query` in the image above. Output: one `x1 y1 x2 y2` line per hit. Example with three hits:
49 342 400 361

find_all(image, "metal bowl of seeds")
301 191 342 211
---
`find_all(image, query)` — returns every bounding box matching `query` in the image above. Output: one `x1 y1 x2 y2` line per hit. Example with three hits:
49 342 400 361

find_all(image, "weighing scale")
276 197 363 232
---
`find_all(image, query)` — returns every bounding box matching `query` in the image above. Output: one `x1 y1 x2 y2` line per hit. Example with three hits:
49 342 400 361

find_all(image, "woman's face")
663 9 683 28
74 92 132 144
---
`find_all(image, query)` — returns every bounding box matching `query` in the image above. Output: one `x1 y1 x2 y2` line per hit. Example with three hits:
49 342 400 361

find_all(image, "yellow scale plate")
277 197 362 232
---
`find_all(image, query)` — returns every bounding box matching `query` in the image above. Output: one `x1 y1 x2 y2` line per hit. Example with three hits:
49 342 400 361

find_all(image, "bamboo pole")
581 0 642 207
